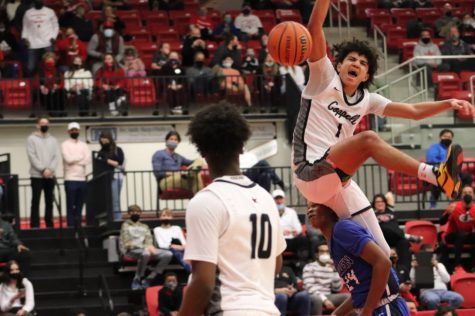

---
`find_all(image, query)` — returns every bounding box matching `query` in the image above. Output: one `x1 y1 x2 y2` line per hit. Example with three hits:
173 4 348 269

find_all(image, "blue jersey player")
308 203 410 316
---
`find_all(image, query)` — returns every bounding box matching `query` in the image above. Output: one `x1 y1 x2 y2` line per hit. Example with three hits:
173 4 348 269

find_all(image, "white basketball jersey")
293 57 391 165
184 175 286 315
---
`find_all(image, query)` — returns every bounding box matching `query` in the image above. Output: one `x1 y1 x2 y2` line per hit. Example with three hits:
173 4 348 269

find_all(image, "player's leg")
327 131 463 198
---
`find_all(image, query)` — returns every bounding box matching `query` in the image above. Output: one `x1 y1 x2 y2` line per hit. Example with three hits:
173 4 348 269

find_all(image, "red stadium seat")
460 71 475 89
146 286 162 316
404 220 437 253
451 270 475 308
432 72 461 100
127 78 157 108
0 79 32 109
126 26 152 41
141 10 170 27
354 116 370 134
131 41 159 57
388 170 427 197
254 10 276 25
365 8 392 31
128 0 149 10
155 28 181 42
386 26 407 50
353 0 377 21
454 0 474 11
169 11 193 34
390 8 416 26
330 0 350 22
462 158 475 188
275 9 302 23
415 8 441 27
398 38 418 62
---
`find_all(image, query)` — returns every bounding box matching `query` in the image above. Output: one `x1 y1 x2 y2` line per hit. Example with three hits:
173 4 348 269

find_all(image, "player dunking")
293 0 475 254
179 103 286 316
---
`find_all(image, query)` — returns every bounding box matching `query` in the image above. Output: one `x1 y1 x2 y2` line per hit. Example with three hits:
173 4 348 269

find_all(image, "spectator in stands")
413 29 441 87
95 53 127 116
190 7 214 39
95 131 125 221
242 48 259 75
372 192 412 271
151 0 184 11
440 26 475 73
181 27 209 68
61 122 91 228
161 52 187 115
258 33 269 63
37 52 66 117
243 159 285 192
88 20 125 74
12 0 33 32
21 0 59 77
186 51 214 99
439 185 475 272
27 116 59 228
158 272 182 316
405 299 418 314
100 5 126 35
121 46 146 77
213 55 252 110
410 250 464 310
210 33 242 70
55 27 87 73
153 208 191 273
258 53 282 113
234 3 263 40
274 265 311 316
279 64 305 93
390 248 418 306
6 0 21 22
0 21 20 61
273 189 309 264
120 205 173 290
435 306 458 316
151 42 170 74
64 56 94 116
103 0 131 10
213 13 244 41
59 5 94 42
435 3 459 39
302 241 349 315
152 130 204 194
0 219 31 274
0 260 34 315
461 13 475 45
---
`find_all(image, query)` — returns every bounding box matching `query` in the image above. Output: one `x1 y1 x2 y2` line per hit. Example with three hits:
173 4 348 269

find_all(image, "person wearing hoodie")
26 116 59 228
413 29 441 87
119 205 173 290
37 52 65 117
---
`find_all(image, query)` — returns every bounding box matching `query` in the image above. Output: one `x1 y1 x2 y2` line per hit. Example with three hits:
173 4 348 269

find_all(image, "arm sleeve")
144 227 153 247
184 192 227 264
22 279 35 312
437 263 450 284
302 57 336 99
50 10 59 39
48 138 60 171
413 45 426 66
21 12 30 40
79 144 92 167
425 144 439 164
119 223 130 253
87 35 101 58
152 151 165 178
0 285 12 311
368 93 391 117
26 137 45 172
333 220 373 256
61 142 80 165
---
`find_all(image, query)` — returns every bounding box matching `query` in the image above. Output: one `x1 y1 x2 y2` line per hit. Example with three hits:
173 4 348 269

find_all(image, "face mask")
276 204 285 210
451 35 459 42
101 142 110 149
169 59 180 66
195 61 204 68
130 214 140 222
421 37 431 44
161 219 171 226
319 254 331 264
224 16 232 23
390 255 398 263
9 273 22 281
463 194 473 205
440 139 452 148
73 63 81 69
166 141 178 149
265 62 274 67
45 60 55 68
242 9 251 15
222 62 233 68
40 125 49 133
166 282 177 290
70 132 79 139
104 29 114 38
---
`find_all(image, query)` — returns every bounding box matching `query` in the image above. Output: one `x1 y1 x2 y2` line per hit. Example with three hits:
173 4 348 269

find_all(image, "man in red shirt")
441 185 475 271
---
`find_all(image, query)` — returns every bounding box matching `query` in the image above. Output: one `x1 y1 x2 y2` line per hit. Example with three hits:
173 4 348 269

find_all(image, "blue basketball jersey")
330 219 400 309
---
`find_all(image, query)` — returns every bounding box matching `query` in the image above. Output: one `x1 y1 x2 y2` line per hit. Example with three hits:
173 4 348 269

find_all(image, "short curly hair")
333 39 379 90
187 102 251 160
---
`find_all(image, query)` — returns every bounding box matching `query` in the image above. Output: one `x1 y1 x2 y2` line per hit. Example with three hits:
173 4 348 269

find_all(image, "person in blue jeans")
274 265 311 316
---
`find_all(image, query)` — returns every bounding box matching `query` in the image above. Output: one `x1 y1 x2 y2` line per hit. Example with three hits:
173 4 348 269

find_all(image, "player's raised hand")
448 99 475 116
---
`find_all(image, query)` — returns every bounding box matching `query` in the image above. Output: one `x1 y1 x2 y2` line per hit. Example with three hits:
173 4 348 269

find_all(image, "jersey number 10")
250 214 273 259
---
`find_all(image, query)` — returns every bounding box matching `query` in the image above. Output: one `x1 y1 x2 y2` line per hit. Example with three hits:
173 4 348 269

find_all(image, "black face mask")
242 9 251 15
40 125 49 133
463 194 473 205
389 256 398 263
9 273 22 282
445 11 452 17
161 219 171 226
130 214 140 222
440 139 452 148
73 64 81 70
421 37 431 44
195 61 204 68
70 132 79 139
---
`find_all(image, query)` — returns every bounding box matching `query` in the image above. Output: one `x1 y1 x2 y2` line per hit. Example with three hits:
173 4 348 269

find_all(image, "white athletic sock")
352 209 390 256
417 163 437 186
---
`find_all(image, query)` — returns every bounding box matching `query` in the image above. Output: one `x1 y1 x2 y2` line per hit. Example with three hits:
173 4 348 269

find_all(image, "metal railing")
98 274 114 315
373 26 388 74
0 74 288 119
328 0 351 39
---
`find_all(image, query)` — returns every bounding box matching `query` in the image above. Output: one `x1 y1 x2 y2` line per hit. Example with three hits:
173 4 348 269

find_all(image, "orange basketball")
268 21 313 66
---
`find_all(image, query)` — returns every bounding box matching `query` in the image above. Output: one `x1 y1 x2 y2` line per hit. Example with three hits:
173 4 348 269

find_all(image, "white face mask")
222 62 233 68
319 254 331 264
104 29 114 38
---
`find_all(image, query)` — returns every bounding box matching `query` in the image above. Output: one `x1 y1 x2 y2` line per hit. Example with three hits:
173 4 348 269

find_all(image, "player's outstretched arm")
359 241 391 316
383 99 475 120
307 0 331 62
178 261 216 316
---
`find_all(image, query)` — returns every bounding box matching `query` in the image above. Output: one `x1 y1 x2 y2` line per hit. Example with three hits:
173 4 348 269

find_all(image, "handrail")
98 274 114 315
75 223 89 296
373 25 388 74
470 75 475 105
328 0 351 39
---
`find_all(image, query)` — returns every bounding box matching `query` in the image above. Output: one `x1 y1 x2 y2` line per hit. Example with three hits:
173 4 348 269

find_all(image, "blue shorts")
372 297 410 316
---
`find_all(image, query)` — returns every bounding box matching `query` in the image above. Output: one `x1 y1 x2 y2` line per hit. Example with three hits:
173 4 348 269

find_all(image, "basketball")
267 21 313 66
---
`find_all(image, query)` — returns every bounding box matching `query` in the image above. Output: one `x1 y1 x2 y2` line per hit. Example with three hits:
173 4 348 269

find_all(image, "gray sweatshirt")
26 132 59 178
413 41 442 67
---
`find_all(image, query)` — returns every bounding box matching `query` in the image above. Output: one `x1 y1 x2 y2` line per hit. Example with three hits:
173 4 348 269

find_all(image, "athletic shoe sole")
437 144 464 199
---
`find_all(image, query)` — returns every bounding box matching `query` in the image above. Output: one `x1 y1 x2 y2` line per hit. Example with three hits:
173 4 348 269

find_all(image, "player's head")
307 203 338 231
187 102 251 165
334 39 379 91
